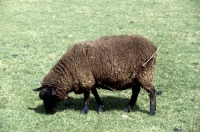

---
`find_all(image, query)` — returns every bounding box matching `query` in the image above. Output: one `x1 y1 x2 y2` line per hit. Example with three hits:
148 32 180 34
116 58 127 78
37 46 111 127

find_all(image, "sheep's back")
65 35 157 90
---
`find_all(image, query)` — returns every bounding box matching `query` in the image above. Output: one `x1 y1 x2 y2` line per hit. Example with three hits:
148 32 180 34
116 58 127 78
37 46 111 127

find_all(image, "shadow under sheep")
29 96 149 114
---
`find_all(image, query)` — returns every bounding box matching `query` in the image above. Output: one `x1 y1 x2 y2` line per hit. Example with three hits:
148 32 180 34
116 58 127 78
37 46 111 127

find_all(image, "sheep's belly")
97 78 134 91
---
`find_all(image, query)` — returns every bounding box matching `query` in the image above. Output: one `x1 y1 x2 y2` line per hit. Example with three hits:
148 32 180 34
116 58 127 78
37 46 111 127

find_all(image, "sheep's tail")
142 46 161 67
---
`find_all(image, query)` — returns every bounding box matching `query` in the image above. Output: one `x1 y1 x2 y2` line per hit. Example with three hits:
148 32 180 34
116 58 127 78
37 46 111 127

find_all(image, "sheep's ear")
33 87 44 92
51 88 56 96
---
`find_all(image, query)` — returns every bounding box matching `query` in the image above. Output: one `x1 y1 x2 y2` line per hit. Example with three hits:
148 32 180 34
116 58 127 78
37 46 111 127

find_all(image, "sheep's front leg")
80 92 90 114
124 83 141 112
92 88 104 113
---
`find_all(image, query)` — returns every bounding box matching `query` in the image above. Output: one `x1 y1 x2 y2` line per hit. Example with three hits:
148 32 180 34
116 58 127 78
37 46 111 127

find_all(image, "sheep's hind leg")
124 83 141 112
148 87 156 116
92 88 104 113
141 83 156 115
80 92 90 114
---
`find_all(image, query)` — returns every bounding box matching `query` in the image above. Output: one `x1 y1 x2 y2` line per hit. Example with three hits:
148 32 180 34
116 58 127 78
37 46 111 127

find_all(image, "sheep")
33 35 158 115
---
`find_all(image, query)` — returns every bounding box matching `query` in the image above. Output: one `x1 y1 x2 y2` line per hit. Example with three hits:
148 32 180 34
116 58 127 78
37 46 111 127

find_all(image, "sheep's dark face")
33 87 58 114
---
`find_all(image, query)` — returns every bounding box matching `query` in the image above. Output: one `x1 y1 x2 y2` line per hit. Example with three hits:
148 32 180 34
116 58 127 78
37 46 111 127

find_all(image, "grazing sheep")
33 35 158 115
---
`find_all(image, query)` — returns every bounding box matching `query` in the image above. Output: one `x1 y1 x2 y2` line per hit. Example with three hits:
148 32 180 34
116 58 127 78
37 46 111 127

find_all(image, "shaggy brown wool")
41 35 157 101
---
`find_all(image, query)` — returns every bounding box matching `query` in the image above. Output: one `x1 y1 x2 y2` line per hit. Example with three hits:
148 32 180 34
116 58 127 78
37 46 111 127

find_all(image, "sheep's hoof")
98 105 104 113
124 105 132 112
156 90 162 95
174 127 182 132
80 107 89 114
149 111 155 116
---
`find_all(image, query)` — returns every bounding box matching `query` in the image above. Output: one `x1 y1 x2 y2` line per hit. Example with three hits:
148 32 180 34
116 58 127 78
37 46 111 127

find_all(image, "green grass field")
0 0 200 131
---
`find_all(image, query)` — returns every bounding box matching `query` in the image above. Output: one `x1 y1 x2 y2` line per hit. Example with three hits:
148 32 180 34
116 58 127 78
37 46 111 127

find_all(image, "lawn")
0 0 200 131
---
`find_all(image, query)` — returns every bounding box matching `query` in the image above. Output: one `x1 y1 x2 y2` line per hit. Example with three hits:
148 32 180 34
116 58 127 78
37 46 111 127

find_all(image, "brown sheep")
33 35 157 115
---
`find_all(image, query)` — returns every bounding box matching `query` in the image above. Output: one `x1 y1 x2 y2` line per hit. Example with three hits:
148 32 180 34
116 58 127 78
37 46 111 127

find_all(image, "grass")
0 0 200 131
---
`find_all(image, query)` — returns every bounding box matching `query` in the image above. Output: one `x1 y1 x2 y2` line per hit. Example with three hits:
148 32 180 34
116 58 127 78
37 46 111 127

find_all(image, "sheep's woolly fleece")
41 35 157 101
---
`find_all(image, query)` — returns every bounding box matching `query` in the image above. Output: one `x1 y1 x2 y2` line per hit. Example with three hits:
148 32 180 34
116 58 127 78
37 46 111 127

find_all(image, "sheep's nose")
46 107 57 114
51 108 57 114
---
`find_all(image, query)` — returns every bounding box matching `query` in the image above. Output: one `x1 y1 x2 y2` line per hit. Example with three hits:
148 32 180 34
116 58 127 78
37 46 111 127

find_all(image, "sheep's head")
33 86 58 114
